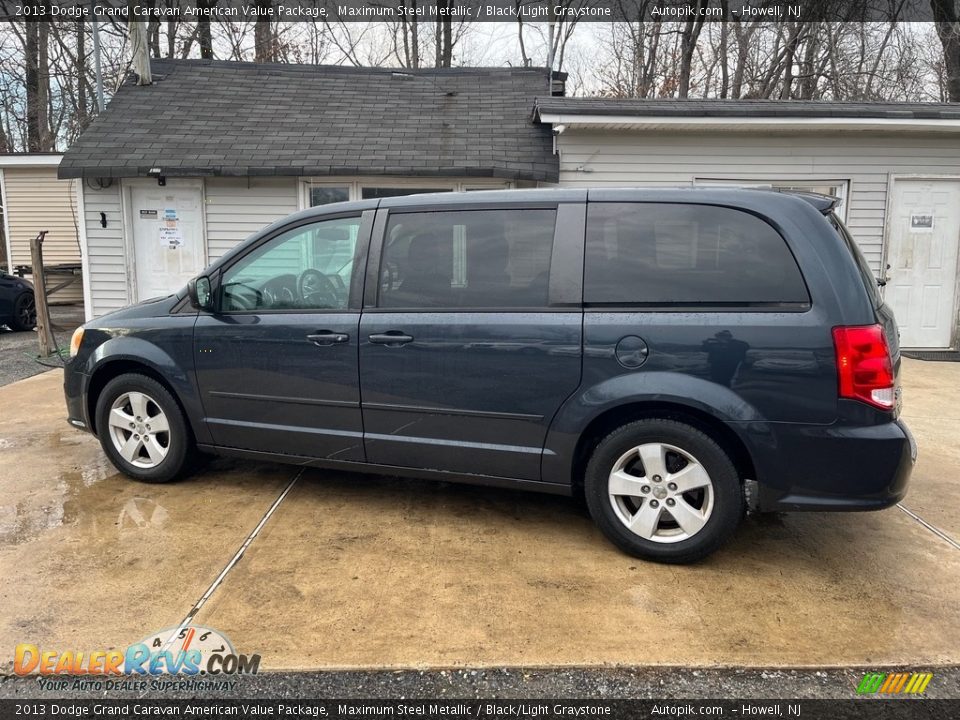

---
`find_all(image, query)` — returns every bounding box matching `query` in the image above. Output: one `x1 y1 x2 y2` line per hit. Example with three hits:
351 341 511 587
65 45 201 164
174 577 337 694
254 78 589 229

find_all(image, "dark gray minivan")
63 188 915 563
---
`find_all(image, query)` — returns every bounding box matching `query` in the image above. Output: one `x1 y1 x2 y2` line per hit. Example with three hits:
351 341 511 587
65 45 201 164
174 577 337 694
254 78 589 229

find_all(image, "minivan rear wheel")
584 419 743 564
95 373 194 483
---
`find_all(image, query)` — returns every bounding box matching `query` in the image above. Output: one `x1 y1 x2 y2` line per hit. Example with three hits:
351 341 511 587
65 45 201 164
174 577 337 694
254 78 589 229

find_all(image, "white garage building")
60 59 960 351
536 98 960 350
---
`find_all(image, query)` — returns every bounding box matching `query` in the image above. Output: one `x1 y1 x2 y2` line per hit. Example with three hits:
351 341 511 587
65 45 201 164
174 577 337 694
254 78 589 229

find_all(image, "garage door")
886 178 960 349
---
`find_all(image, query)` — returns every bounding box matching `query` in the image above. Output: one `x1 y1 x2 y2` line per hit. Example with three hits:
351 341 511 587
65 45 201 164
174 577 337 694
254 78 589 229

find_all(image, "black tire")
584 419 744 564
95 373 195 483
10 291 36 331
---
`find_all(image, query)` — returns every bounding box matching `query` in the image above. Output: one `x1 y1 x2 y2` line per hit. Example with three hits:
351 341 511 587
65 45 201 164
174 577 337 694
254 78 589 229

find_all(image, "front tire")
95 373 194 483
584 419 744 564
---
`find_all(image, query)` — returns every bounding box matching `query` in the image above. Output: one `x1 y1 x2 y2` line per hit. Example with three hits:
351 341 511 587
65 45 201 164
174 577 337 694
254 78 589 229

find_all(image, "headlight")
69 327 85 358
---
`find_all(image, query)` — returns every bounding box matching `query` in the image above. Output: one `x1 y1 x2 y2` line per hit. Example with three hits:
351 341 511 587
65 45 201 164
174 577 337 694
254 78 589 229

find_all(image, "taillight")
832 324 895 410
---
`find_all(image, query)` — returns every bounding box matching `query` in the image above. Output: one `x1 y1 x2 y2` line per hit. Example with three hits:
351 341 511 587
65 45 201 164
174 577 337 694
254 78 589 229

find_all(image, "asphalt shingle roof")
59 59 558 182
535 97 960 120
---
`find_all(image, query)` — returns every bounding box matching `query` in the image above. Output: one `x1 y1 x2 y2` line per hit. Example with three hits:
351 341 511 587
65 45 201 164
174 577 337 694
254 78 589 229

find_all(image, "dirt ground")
0 360 957 697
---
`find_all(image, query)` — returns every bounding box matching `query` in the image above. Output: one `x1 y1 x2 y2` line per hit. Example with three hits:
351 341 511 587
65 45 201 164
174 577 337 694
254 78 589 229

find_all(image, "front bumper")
63 361 93 434
749 418 916 512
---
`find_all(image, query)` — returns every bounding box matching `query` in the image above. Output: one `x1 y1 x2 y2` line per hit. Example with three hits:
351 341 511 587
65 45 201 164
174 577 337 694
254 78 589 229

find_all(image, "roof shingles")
60 60 557 182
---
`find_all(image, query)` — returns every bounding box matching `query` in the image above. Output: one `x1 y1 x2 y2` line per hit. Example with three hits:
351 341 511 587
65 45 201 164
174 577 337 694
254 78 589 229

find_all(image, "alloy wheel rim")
607 442 714 544
107 391 171 469
18 295 35 327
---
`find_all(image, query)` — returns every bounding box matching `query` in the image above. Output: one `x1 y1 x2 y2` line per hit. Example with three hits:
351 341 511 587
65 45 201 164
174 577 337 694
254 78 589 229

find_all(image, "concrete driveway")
1 360 958 672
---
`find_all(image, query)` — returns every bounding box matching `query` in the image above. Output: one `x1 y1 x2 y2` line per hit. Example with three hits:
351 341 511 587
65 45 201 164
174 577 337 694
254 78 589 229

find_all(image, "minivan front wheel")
585 419 743 564
95 373 193 483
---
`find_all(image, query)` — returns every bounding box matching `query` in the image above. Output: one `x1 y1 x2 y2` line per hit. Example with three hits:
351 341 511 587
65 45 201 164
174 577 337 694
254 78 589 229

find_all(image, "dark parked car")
0 271 35 331
63 189 915 563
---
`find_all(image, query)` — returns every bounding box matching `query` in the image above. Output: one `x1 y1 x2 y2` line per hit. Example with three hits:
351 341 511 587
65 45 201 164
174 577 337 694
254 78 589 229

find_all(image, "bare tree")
24 12 51 151
678 2 706 98
255 0 275 62
931 0 960 101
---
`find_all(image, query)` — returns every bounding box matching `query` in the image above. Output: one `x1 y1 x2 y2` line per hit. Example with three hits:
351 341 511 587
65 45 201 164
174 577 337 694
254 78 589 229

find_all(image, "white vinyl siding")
555 130 960 275
83 181 127 318
204 178 298 262
1 167 83 304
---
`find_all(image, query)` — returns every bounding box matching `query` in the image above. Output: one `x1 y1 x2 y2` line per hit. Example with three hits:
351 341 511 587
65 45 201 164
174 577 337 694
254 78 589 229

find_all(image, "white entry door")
886 178 960 349
129 180 205 302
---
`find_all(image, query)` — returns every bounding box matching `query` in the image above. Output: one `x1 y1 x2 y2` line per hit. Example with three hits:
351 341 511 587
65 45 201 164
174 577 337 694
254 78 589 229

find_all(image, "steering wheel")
298 269 340 308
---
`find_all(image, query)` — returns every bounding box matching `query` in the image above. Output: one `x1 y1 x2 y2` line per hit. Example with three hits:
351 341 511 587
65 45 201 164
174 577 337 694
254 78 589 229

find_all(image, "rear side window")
830 213 881 308
584 203 809 307
379 209 556 309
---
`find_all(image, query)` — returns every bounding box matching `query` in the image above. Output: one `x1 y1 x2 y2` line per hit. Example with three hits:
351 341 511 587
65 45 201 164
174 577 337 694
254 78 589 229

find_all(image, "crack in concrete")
897 503 960 551
174 469 304 632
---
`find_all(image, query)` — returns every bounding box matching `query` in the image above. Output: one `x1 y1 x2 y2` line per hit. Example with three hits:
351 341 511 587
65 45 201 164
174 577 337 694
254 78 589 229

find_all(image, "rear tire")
95 373 194 483
584 419 744 564
10 291 36 331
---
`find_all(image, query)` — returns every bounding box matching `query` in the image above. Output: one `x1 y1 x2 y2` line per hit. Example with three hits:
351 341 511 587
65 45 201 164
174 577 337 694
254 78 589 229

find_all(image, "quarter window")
220 216 361 312
379 209 556 309
584 203 809 306
308 186 350 207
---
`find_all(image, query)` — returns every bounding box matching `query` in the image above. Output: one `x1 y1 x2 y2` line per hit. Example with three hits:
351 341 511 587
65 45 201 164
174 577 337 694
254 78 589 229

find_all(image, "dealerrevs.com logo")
14 625 260 677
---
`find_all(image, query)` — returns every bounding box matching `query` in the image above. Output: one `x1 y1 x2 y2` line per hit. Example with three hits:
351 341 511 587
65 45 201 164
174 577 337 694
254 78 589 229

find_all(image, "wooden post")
30 231 56 357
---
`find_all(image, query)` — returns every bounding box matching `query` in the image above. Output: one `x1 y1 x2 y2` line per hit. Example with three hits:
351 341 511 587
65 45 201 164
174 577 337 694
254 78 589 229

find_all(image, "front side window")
585 203 809 307
220 216 360 312
379 209 556 309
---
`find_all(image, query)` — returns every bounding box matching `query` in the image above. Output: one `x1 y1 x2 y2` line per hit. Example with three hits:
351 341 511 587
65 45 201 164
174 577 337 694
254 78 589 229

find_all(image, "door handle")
368 331 414 346
307 332 349 347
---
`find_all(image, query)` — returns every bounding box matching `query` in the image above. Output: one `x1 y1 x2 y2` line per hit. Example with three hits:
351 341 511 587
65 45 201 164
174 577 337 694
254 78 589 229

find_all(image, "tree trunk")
718 4 730 98
410 12 420 68
198 6 213 59
731 21 750 99
931 0 960 101
25 21 42 151
148 19 161 57
678 7 705 98
76 22 88 130
255 1 273 62
38 18 50 149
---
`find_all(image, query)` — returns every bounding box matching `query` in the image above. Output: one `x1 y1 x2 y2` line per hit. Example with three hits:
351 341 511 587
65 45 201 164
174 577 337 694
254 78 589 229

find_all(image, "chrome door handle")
307 332 349 346
368 332 414 346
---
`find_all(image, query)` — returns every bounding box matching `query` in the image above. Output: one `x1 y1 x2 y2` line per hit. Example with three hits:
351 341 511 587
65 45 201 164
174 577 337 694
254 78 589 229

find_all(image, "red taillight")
832 324 895 410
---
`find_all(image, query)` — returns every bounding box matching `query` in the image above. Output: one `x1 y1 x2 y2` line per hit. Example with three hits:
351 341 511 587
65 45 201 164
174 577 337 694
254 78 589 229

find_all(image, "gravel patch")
0 304 84 386
1 667 958 699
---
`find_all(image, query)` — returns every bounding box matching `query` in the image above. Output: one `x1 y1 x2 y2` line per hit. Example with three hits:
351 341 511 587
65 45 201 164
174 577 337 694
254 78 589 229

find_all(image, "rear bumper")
748 418 916 512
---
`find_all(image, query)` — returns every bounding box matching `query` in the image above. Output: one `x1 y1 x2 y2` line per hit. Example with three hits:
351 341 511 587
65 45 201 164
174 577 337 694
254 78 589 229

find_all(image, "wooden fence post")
30 231 56 358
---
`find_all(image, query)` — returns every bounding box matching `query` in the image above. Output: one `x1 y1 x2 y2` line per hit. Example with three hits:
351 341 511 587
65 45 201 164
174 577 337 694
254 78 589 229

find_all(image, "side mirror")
187 276 213 311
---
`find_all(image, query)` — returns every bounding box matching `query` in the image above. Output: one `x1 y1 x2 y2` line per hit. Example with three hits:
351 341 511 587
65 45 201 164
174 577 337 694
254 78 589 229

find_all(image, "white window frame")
298 177 512 209
694 178 849 221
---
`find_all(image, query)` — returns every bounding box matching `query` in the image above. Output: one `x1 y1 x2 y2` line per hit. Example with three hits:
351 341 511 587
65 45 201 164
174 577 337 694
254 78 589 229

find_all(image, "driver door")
193 211 371 460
